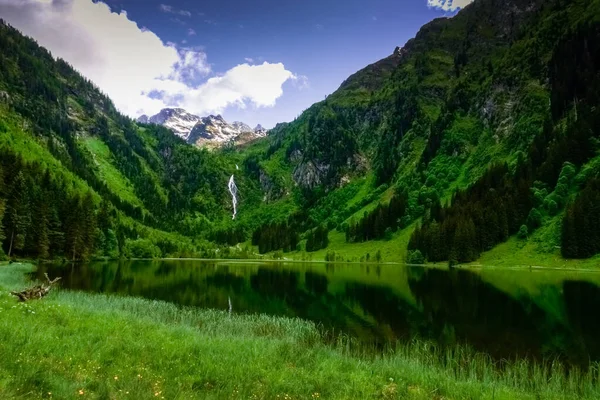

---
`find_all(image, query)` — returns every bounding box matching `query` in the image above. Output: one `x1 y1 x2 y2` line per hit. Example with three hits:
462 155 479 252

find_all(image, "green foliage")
526 208 543 230
346 191 408 243
407 250 425 265
518 225 529 239
562 178 600 259
252 220 300 254
123 238 162 259
409 164 530 263
3 0 600 263
306 225 329 253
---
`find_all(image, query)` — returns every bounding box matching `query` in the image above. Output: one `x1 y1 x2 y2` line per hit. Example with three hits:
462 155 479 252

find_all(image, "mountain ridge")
137 108 267 148
1 0 600 266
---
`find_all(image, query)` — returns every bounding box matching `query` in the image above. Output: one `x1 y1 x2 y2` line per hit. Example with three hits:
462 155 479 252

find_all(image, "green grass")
286 224 416 263
470 236 600 270
0 107 91 195
82 137 144 208
1 263 600 399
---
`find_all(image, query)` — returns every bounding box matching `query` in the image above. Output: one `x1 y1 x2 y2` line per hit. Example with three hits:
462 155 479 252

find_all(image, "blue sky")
1 0 471 128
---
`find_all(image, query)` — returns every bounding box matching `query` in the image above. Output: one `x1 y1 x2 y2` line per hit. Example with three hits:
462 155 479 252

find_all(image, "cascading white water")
228 174 238 219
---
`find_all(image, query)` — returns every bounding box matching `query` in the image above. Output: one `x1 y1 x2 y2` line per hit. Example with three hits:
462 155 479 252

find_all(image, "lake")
36 260 600 366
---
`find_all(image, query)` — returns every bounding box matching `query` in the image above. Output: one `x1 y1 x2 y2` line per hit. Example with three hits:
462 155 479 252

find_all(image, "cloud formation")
0 0 297 118
427 0 473 12
159 4 191 17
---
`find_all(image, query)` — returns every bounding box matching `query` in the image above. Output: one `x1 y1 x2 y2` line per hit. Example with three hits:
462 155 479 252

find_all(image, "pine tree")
5 171 31 257
80 191 97 259
0 165 5 249
64 195 83 260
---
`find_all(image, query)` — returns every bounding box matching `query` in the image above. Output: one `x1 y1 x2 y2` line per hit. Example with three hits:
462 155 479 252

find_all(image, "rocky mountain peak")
138 108 265 148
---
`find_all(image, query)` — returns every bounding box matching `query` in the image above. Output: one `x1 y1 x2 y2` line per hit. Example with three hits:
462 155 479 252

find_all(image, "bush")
384 227 393 241
545 199 558 215
325 251 336 262
526 208 543 230
407 250 425 265
518 225 529 239
123 239 162 259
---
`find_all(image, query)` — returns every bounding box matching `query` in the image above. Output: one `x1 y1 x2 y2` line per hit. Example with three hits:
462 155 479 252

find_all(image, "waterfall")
228 174 238 219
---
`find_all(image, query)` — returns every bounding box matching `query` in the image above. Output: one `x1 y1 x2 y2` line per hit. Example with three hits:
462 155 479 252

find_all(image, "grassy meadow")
1 262 599 399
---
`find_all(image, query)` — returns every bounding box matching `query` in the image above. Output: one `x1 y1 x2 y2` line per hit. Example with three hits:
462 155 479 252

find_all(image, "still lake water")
36 260 600 366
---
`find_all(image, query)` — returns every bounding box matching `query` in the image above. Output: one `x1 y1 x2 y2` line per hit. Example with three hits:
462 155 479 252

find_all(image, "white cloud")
187 28 196 36
291 75 309 90
427 0 473 11
0 0 298 118
244 57 254 63
162 62 295 114
159 4 191 17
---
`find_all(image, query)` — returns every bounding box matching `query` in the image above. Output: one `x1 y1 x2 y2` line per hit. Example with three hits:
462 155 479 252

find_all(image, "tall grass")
1 262 598 399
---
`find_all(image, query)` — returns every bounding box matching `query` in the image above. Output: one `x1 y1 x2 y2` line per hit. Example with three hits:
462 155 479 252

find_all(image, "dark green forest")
1 0 600 264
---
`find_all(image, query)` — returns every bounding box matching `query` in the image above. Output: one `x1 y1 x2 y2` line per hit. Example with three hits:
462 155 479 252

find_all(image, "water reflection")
36 261 600 365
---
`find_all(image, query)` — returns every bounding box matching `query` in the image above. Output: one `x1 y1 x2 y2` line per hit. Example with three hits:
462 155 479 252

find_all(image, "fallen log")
11 273 61 302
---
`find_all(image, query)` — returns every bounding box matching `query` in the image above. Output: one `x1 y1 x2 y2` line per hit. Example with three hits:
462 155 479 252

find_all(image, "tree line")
408 163 533 263
252 221 300 254
305 225 329 252
346 190 408 242
0 151 102 260
562 179 600 259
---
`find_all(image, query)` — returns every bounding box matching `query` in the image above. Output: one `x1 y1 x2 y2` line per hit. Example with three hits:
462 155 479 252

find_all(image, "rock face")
137 114 149 124
137 108 266 148
146 108 201 140
187 115 267 148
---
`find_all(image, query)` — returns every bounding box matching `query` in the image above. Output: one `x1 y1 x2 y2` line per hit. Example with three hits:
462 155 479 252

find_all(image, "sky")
0 0 473 128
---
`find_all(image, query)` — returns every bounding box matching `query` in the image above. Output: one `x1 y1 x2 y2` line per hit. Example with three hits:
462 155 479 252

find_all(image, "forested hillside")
0 19 260 260
227 0 600 264
1 0 600 264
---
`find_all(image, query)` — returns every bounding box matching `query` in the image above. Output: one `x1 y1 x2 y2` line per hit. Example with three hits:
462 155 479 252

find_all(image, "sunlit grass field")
1 262 599 399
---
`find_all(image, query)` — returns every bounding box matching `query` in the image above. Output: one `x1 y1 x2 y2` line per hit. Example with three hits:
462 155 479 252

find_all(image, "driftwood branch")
10 273 62 302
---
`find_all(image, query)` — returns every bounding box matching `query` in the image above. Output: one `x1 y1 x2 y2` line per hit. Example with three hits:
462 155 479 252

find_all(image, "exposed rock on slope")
138 108 266 148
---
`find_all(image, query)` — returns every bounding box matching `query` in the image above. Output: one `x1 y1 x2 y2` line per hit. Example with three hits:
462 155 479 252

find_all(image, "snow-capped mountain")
138 108 201 140
137 108 266 148
254 124 267 136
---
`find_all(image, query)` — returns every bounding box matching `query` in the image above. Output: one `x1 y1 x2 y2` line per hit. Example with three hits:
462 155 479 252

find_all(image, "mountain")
187 114 267 148
0 20 252 260
138 108 266 148
254 124 267 136
1 0 600 266
144 108 201 139
239 0 600 263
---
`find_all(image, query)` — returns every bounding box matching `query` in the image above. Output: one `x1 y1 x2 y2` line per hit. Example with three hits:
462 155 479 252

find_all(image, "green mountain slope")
227 0 600 264
1 0 600 265
0 19 264 259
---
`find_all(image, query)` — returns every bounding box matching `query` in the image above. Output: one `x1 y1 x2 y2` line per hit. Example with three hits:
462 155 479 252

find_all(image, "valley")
1 0 599 268
1 0 600 398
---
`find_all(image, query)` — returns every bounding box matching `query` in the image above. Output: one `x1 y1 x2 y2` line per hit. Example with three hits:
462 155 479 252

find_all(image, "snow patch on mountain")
137 108 267 148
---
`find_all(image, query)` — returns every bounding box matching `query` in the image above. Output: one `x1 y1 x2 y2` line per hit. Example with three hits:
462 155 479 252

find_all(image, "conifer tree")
0 165 5 249
5 171 31 257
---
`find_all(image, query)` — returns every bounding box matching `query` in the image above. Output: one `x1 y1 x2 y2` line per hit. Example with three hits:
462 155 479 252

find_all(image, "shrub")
526 208 543 230
545 199 558 215
407 250 425 265
123 239 162 259
518 225 529 239
384 227 393 241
